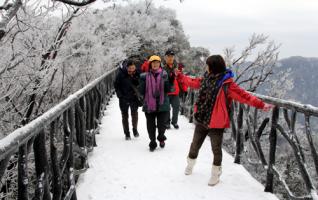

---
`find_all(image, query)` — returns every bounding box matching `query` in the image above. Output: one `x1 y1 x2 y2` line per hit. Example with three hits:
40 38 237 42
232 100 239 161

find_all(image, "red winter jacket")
141 61 150 72
178 75 265 128
165 64 187 96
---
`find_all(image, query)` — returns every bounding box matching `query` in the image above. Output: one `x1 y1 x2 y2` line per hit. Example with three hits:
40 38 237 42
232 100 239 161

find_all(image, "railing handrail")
252 92 318 117
0 67 117 160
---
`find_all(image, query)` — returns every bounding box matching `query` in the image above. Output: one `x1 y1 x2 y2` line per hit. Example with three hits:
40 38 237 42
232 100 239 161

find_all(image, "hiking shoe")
133 128 139 137
172 123 179 129
159 141 165 148
149 141 157 152
125 135 131 140
149 147 156 152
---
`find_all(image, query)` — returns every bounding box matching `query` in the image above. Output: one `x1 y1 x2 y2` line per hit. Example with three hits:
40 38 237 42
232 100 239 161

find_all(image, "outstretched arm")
227 82 265 109
177 73 202 90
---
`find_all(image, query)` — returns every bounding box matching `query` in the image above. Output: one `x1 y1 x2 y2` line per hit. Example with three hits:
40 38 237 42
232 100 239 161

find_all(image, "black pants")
119 98 139 136
145 111 168 148
166 95 180 125
188 123 224 166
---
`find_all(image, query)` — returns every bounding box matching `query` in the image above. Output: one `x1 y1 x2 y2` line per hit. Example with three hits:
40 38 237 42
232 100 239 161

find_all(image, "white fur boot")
208 165 222 186
184 157 196 175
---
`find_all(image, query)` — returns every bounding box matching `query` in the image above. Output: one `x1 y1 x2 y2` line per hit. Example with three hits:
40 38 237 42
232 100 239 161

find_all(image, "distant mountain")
277 56 318 107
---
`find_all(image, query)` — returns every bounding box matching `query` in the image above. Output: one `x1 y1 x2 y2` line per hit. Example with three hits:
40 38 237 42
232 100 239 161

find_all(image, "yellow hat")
149 55 161 62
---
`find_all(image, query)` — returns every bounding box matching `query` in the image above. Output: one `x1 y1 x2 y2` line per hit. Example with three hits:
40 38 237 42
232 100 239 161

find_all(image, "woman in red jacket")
177 55 273 186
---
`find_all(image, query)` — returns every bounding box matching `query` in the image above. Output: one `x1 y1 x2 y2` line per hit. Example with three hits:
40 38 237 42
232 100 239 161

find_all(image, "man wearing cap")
163 49 186 129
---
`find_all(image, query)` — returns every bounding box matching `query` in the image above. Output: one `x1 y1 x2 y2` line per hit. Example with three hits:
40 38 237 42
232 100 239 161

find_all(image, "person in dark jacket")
139 55 173 151
163 50 187 129
114 59 140 140
177 55 274 186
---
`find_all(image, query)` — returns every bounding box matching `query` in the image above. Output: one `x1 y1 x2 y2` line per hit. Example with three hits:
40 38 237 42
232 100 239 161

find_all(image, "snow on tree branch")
0 3 13 10
0 0 22 40
53 0 96 6
223 33 281 93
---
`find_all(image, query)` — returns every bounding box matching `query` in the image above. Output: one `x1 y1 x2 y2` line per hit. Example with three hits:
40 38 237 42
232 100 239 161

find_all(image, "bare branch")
53 0 96 6
0 0 22 40
0 3 13 10
224 33 280 92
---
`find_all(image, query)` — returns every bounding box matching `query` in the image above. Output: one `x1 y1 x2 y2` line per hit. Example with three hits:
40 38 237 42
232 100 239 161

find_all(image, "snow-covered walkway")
76 97 279 200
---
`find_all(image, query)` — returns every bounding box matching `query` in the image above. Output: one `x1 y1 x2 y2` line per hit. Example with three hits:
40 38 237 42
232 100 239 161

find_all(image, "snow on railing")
0 68 117 200
180 89 318 200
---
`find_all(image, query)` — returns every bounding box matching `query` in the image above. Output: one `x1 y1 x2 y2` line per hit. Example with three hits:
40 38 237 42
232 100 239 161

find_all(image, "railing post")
91 90 97 131
75 101 88 172
106 76 111 105
229 101 237 141
0 154 11 189
61 111 71 196
33 130 51 200
65 107 77 200
234 104 244 164
89 91 97 146
95 87 102 124
85 93 92 149
50 118 63 200
18 144 29 200
265 106 279 193
305 114 318 177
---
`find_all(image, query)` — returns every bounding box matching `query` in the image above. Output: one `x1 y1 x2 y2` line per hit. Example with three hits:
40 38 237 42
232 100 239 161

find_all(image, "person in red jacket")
178 55 274 186
163 50 187 129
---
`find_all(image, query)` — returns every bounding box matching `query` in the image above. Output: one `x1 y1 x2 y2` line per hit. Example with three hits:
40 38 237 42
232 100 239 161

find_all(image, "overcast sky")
92 0 318 59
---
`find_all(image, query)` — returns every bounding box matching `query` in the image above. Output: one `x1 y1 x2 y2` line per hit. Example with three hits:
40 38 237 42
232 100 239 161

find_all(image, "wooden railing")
0 68 117 200
180 90 318 200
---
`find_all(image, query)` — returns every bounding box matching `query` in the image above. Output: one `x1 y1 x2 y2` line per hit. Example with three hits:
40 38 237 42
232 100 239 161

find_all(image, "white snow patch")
76 97 279 200
311 190 318 200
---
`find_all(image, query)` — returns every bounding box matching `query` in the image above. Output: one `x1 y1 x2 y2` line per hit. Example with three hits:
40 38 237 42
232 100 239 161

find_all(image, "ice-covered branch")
53 0 96 6
0 0 22 40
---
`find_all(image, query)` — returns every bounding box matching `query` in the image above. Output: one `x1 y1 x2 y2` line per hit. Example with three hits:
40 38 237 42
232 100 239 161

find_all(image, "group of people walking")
114 50 184 147
114 51 273 186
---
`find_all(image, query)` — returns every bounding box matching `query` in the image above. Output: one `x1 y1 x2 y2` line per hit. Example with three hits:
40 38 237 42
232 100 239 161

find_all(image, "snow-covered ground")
76 97 279 200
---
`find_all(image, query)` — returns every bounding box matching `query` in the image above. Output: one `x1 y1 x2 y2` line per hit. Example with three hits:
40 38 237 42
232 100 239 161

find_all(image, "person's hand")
175 69 182 78
262 103 275 112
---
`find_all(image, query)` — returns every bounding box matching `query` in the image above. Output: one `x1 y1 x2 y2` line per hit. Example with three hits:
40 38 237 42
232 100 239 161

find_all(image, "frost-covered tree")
0 0 107 132
0 0 199 137
224 33 280 93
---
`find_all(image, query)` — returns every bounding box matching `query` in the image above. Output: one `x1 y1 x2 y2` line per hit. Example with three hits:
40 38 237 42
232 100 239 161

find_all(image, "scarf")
145 68 164 111
194 70 234 126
